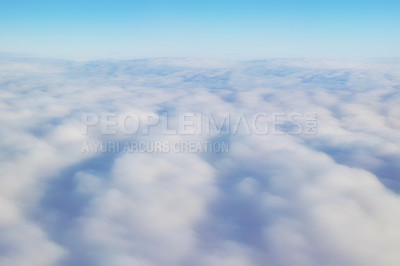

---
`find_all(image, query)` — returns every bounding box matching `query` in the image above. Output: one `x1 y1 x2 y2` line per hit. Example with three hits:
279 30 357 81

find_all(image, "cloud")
0 57 400 265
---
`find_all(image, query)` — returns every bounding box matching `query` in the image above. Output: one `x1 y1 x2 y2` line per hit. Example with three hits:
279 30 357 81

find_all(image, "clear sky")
0 0 399 60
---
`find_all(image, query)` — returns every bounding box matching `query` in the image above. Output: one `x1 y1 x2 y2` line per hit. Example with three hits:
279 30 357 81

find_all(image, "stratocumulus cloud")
0 57 400 266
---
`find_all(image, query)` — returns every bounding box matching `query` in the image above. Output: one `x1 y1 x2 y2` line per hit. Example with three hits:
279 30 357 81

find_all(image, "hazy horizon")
1 0 399 60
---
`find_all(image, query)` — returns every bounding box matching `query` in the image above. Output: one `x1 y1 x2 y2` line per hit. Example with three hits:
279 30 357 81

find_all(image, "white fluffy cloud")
1 57 400 266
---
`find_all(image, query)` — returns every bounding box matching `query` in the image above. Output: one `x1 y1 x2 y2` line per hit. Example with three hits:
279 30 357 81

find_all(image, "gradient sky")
0 0 399 60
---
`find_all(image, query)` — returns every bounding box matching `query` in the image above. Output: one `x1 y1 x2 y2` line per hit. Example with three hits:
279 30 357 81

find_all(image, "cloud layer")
1 57 400 266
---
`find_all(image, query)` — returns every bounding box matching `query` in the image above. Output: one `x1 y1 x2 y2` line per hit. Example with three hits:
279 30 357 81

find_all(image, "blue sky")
1 0 399 59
